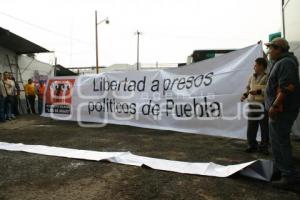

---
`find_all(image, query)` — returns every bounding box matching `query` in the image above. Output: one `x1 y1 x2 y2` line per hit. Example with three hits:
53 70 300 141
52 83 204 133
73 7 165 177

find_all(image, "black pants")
27 95 36 114
269 111 299 177
13 95 19 115
247 104 269 149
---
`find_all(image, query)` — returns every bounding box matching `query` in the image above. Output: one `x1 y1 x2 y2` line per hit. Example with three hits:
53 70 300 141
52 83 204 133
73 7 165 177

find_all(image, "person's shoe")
271 168 282 181
245 147 257 153
272 176 299 190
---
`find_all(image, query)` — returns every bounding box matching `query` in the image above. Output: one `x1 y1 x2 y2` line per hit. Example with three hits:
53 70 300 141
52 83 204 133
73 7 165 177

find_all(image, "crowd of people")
0 71 45 123
241 38 300 189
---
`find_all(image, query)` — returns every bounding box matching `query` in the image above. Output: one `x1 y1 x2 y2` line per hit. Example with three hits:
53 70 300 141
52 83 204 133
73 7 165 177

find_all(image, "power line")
0 10 92 46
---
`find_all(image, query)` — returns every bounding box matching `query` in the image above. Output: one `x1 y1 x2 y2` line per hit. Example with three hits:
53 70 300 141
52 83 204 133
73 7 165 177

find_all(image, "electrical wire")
0 10 92 46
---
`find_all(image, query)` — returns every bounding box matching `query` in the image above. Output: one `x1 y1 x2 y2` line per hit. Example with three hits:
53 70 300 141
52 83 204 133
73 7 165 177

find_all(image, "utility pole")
135 30 142 70
281 0 286 38
54 57 57 76
95 11 99 74
95 11 109 74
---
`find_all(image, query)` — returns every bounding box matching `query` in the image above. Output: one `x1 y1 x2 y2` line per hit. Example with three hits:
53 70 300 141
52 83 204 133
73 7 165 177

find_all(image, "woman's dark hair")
255 57 268 69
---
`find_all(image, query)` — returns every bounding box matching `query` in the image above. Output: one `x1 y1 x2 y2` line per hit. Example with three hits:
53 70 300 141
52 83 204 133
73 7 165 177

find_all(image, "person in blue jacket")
265 38 300 189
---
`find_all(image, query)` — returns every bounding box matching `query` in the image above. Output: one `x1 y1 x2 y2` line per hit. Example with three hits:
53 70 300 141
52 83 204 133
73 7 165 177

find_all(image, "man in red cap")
265 38 300 189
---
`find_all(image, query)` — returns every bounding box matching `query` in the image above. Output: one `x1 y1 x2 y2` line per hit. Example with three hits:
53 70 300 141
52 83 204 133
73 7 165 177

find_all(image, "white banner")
0 142 273 181
42 44 264 139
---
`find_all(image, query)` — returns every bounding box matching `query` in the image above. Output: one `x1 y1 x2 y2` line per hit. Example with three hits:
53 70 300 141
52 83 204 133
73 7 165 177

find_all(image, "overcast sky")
0 0 282 67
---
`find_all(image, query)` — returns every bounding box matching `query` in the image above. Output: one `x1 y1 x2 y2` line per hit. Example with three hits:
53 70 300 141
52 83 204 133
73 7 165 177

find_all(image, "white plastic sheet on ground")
0 142 273 182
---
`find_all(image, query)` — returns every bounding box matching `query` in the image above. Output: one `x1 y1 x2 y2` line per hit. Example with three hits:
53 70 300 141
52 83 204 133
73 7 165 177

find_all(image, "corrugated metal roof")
0 27 49 54
54 65 78 76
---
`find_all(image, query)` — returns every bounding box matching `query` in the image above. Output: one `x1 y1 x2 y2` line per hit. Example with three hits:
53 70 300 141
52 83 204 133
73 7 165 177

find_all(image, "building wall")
1 45 54 113
284 0 300 136
18 55 54 83
0 46 16 74
71 63 179 75
0 46 54 84
284 0 300 60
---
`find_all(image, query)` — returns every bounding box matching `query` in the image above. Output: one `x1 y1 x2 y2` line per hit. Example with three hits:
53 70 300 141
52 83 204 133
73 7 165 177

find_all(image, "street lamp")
134 30 142 70
95 10 109 74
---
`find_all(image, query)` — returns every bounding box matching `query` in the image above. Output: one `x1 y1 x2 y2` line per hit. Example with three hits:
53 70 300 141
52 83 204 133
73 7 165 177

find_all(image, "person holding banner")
265 38 300 189
241 58 269 154
2 71 15 120
9 74 20 116
24 79 36 114
37 80 45 115
0 72 7 122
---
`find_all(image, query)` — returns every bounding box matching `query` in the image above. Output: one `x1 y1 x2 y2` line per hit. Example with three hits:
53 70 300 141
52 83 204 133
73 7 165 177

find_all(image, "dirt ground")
0 115 300 200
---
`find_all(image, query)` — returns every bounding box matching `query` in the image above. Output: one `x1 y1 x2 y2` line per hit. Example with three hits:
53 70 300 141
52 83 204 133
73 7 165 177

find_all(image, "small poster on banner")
45 79 75 114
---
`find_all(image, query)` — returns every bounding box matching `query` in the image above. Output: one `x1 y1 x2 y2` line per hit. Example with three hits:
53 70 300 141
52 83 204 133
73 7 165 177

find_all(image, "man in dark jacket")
265 38 300 189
